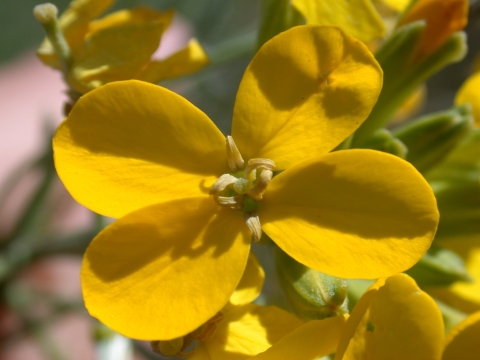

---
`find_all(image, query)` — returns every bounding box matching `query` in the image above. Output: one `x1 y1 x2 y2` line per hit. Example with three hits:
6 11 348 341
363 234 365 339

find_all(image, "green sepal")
435 298 468 334
405 245 472 287
256 0 304 50
353 22 467 146
427 129 480 242
393 104 474 174
360 128 408 158
275 246 348 320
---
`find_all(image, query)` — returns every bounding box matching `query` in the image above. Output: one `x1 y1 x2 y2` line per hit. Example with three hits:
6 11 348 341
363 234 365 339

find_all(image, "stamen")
245 211 262 241
209 174 237 195
248 169 273 201
244 158 275 179
226 136 245 172
216 195 243 209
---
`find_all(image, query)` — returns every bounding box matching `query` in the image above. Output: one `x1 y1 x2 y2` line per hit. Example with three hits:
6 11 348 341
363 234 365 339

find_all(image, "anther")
244 158 275 179
248 169 273 201
215 195 243 209
226 136 244 172
245 211 262 241
209 174 237 195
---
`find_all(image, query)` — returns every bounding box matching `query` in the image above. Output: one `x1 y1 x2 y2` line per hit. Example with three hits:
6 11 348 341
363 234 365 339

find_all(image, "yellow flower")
291 0 386 43
443 310 480 360
456 72 480 127
376 0 410 12
37 0 208 94
152 253 306 359
427 238 480 314
53 25 439 340
252 274 480 360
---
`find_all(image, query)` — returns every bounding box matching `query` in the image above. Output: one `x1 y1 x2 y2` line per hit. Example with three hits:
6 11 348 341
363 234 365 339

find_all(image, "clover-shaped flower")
37 0 208 95
53 25 439 340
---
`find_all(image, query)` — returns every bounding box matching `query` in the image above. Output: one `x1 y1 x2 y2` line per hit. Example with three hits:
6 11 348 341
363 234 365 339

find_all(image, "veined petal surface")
443 311 480 360
53 81 227 218
190 304 303 360
230 253 265 306
232 26 382 170
335 274 444 360
249 316 348 360
261 149 439 279
291 0 385 43
82 197 250 340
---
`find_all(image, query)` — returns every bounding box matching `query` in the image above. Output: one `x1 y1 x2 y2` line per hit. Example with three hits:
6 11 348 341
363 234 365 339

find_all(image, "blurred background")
0 0 479 359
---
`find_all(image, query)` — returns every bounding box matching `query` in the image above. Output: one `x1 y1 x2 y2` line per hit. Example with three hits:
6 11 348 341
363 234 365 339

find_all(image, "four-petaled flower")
53 25 439 340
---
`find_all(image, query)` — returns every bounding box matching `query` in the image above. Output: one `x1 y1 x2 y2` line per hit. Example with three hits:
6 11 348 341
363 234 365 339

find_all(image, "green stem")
2 149 56 250
34 3 73 73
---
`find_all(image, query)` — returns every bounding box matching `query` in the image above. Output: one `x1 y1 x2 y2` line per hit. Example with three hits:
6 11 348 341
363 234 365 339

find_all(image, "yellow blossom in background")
335 274 444 360
456 72 480 127
443 311 480 360
376 0 410 12
428 238 480 314
291 0 386 43
247 316 348 360
53 25 439 340
174 254 305 360
252 274 480 360
37 0 208 94
397 0 469 61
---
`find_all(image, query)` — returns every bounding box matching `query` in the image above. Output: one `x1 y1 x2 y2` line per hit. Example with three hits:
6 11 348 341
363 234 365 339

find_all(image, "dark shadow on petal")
86 197 250 282
248 47 318 110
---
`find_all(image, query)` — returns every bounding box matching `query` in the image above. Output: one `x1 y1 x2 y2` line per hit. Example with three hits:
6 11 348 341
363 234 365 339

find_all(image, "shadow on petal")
81 196 251 340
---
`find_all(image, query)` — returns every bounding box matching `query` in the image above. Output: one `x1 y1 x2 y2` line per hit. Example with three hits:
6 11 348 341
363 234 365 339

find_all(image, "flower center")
209 136 275 241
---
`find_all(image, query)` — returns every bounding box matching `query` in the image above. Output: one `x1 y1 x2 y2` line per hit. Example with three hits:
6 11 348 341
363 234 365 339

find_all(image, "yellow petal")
53 80 227 218
67 19 165 93
137 39 210 84
443 311 480 360
37 0 114 68
429 238 480 313
398 0 468 60
249 316 348 360
82 197 250 340
377 0 410 12
230 253 265 306
456 72 480 127
86 7 173 37
291 0 385 43
232 25 382 170
336 274 444 360
191 304 304 360
261 149 439 279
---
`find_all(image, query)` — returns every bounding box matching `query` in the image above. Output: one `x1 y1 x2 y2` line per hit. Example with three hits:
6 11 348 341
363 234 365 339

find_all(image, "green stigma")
242 196 259 213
